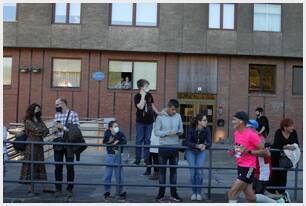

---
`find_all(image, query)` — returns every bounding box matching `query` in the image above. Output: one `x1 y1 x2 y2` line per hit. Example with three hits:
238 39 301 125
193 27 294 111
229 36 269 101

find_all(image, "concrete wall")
3 3 303 58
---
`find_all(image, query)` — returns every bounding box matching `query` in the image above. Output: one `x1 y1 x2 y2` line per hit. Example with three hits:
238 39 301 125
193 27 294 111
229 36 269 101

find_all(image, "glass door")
179 99 216 141
179 103 195 139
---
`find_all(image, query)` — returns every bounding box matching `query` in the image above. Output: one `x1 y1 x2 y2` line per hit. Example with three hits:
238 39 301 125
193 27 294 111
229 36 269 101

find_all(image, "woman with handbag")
19 103 53 193
267 118 299 199
184 113 212 201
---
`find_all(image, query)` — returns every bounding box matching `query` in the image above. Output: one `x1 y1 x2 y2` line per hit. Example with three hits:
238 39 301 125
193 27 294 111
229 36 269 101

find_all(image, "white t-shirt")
150 123 160 153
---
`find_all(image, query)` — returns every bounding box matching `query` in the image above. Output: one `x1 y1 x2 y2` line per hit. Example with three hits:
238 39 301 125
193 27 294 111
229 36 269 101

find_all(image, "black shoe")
66 189 73 197
119 192 127 199
54 190 62 198
170 194 183 202
104 192 111 199
144 158 150 165
133 160 140 165
155 194 165 202
143 171 151 176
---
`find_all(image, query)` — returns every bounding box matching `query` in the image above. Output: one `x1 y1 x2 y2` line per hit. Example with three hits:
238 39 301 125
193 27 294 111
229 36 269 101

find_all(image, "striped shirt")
53 110 80 138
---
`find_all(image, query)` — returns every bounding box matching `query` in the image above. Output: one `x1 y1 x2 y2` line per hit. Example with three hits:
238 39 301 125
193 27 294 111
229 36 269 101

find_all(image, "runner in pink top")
227 111 280 203
234 127 261 168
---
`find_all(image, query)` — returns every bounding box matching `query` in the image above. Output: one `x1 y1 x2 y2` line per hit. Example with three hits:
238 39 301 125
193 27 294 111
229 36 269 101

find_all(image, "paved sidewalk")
3 143 303 203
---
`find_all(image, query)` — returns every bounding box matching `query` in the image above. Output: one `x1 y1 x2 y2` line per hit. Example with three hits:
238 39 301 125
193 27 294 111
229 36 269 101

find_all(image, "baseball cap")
233 111 249 124
246 119 259 129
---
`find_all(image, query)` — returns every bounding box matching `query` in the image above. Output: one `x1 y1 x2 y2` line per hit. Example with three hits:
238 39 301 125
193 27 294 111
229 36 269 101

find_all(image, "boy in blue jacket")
103 120 127 200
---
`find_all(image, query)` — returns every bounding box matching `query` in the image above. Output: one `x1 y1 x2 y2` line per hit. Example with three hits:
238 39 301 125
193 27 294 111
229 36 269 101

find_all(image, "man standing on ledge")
134 79 162 167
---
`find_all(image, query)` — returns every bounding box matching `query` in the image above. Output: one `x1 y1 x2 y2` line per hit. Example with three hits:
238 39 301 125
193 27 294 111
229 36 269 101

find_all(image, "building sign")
92 72 105 81
177 92 216 100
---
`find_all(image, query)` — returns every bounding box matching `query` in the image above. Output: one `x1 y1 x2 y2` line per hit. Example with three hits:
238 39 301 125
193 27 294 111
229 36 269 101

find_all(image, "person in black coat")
184 113 212 201
267 118 299 196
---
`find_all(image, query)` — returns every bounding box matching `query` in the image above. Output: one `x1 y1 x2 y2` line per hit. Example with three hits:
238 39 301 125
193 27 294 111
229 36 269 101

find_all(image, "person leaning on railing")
19 103 53 194
103 120 127 200
184 112 212 201
267 118 299 200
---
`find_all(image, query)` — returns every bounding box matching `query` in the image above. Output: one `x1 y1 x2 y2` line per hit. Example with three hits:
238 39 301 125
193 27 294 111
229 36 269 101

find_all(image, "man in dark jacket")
255 107 270 138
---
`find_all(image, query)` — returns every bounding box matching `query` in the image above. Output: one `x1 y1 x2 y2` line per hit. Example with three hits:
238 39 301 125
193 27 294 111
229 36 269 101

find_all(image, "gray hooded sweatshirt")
154 108 183 147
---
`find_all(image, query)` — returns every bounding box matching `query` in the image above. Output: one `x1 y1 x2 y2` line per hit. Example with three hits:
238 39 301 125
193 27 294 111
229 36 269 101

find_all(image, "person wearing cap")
227 111 280 203
247 120 289 203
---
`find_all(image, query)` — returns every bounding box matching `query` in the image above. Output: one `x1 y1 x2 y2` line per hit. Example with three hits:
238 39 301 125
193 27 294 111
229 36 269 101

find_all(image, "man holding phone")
53 97 80 197
154 99 183 202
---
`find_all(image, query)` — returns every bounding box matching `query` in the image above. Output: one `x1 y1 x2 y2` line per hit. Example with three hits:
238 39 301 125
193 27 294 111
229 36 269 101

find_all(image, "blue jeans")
158 149 179 196
135 122 153 161
104 154 123 194
185 149 206 194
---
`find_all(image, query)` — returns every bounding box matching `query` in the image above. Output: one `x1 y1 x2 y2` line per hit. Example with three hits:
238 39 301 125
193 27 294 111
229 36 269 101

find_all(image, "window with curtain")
52 59 81 88
108 60 157 90
3 3 17 22
209 3 235 29
292 66 303 95
249 64 276 93
3 57 12 85
111 3 158 27
53 3 81 24
253 4 281 32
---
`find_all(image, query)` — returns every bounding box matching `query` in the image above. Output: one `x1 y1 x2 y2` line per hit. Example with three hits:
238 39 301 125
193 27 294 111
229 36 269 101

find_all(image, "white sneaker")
276 198 285 203
196 194 202 201
191 194 197 201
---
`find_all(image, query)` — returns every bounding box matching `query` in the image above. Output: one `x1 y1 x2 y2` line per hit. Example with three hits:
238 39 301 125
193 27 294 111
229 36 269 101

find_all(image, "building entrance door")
178 93 216 142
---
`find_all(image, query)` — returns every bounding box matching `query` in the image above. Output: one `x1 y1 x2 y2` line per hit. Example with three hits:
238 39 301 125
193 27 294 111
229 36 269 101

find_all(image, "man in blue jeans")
133 79 162 168
154 99 183 202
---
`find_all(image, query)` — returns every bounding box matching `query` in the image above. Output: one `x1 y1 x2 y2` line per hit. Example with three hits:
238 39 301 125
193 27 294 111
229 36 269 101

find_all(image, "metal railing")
3 139 303 202
6 121 107 160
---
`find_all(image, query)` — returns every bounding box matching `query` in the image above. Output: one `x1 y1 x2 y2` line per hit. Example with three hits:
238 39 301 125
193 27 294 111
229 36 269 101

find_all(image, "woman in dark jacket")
20 103 52 193
268 118 299 196
103 120 127 200
185 113 212 201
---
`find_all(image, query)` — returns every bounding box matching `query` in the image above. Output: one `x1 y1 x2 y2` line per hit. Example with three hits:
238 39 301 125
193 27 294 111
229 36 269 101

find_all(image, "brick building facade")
3 3 303 143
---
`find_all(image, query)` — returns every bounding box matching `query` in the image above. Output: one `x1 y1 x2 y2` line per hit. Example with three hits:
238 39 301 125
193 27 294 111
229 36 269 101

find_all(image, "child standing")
103 121 127 200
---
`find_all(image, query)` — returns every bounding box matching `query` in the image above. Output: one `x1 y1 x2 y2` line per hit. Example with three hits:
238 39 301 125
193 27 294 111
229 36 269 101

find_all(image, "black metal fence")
3 140 303 202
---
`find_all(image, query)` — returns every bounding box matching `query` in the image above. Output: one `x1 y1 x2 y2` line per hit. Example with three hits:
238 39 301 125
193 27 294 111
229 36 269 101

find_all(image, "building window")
53 3 81 24
253 4 281 32
111 3 158 27
209 3 235 30
108 60 157 90
3 57 12 85
249 64 275 93
292 66 303 95
3 3 17 22
52 59 81 88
